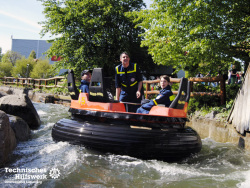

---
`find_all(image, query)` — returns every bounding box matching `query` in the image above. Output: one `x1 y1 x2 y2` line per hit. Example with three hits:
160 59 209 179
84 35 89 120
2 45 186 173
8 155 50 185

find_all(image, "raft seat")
73 93 126 112
89 68 116 103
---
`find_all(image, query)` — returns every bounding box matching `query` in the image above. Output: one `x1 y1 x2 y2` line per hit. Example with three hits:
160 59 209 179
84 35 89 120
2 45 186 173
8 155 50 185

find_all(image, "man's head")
81 70 92 82
120 52 130 68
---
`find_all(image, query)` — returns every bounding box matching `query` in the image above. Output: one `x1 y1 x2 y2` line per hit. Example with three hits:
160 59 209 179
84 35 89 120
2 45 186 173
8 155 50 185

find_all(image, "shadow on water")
1 102 250 188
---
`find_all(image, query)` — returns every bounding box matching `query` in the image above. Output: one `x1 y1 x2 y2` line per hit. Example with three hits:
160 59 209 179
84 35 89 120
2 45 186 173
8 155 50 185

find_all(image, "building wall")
11 39 53 64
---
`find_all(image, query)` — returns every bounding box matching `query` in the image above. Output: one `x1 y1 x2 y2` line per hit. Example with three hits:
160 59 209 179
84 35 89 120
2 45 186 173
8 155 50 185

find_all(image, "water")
1 102 250 188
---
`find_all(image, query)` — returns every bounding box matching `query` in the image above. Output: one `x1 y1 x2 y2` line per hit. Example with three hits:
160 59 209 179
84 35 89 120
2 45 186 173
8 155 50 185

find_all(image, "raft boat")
52 68 202 161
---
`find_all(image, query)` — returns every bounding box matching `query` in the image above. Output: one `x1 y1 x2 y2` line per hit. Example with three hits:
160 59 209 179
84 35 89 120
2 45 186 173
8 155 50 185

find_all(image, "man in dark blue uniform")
137 75 173 114
115 52 143 105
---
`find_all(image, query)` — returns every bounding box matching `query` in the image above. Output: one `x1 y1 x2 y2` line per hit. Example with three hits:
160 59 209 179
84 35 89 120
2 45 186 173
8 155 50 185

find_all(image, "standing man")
115 52 143 105
230 65 237 84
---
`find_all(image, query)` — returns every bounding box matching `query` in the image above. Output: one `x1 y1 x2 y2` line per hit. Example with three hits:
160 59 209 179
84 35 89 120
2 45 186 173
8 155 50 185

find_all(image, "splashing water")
1 102 250 188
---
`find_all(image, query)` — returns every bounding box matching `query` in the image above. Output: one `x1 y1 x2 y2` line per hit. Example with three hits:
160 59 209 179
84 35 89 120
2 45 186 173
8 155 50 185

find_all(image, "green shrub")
188 83 241 116
226 84 240 101
188 95 220 114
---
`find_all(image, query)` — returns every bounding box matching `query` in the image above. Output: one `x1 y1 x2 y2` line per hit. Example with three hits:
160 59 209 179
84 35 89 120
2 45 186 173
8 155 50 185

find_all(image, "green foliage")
39 0 154 77
188 95 220 114
192 83 220 93
0 51 55 79
171 83 179 91
30 59 55 78
48 86 69 95
188 83 241 115
1 51 22 66
11 57 35 78
0 47 2 62
33 78 69 95
134 0 250 74
225 84 240 102
29 50 37 59
0 61 13 77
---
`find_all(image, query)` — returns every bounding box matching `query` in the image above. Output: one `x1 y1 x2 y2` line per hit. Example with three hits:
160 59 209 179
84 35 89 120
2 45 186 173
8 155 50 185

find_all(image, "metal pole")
26 64 29 85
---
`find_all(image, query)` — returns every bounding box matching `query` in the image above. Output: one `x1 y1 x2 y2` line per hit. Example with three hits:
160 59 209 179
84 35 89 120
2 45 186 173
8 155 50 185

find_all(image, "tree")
0 61 13 77
11 57 35 78
30 59 54 78
1 51 22 66
134 0 250 76
29 50 37 59
39 0 154 77
0 47 3 62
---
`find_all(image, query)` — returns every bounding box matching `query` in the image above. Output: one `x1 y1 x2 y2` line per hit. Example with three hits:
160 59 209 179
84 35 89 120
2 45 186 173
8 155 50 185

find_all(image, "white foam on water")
39 142 69 154
37 110 47 115
104 154 140 165
46 122 55 128
146 160 223 181
237 169 250 188
61 149 79 169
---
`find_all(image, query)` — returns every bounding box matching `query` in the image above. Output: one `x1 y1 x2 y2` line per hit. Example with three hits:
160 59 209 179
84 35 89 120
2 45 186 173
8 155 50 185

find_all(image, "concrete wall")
187 116 250 151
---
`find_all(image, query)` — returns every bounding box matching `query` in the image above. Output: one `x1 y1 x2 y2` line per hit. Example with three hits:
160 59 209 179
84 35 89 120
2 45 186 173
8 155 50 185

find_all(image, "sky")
0 0 153 54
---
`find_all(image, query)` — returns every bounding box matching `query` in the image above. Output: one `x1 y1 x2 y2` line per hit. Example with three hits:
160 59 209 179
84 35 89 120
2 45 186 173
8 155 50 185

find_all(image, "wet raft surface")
52 118 202 162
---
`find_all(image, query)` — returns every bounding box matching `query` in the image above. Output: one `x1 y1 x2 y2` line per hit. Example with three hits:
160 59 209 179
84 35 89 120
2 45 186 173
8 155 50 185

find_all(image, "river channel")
1 102 250 188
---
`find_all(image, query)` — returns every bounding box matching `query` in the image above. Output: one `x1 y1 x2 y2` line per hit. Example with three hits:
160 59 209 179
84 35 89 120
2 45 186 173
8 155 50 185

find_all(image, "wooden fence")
0 77 65 89
143 75 226 105
227 64 250 135
0 75 226 104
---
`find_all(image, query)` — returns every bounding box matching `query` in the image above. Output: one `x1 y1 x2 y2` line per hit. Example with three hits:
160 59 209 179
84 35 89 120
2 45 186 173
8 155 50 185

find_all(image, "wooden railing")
1 75 226 104
143 75 226 105
0 77 65 89
189 76 226 105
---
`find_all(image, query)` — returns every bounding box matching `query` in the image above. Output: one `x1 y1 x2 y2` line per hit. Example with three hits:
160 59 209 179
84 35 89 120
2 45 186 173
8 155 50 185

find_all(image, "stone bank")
187 115 250 151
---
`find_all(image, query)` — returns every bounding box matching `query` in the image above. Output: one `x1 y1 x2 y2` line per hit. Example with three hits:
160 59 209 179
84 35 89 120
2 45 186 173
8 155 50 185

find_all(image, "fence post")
32 79 35 88
145 82 149 99
220 76 226 105
55 78 58 88
190 81 193 92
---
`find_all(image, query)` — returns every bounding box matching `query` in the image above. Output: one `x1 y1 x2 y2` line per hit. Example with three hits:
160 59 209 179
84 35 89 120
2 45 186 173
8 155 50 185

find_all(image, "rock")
205 110 219 119
6 88 14 95
45 95 55 103
8 115 31 142
0 91 7 98
0 94 41 129
0 110 17 166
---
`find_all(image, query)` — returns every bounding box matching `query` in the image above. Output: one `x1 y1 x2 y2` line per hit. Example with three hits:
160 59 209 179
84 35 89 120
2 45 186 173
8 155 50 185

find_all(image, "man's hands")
136 91 141 98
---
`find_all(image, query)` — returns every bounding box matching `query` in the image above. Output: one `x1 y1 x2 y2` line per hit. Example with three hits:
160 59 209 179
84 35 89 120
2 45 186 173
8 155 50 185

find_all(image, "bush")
188 83 241 115
30 59 55 78
0 61 13 77
188 95 220 114
226 84 240 101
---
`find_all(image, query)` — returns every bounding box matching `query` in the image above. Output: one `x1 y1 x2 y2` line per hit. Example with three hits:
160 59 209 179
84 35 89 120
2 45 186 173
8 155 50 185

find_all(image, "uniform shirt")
136 85 173 114
79 80 90 93
115 63 142 102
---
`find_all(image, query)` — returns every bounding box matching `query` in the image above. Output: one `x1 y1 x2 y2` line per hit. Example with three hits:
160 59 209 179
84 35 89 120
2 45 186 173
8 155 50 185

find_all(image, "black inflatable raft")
52 68 202 161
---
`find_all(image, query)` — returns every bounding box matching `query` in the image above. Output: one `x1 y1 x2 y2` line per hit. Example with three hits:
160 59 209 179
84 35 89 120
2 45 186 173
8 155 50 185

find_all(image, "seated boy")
136 75 173 114
79 70 92 93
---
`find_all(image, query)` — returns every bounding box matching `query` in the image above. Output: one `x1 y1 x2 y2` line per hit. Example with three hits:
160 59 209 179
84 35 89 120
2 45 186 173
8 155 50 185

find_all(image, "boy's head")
81 70 92 82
